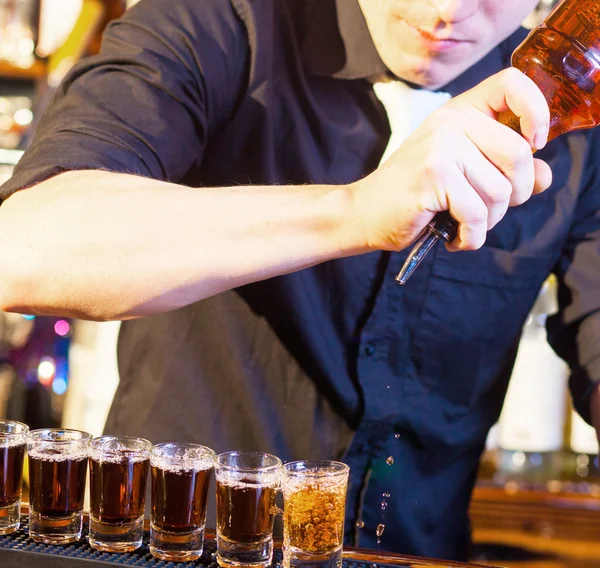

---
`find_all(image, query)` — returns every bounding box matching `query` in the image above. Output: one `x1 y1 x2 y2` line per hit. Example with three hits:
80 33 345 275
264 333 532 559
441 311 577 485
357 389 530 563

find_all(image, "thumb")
455 67 550 150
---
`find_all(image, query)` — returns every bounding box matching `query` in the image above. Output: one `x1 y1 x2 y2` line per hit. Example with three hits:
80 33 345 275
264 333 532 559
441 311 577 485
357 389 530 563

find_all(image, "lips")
416 28 463 43
406 22 473 53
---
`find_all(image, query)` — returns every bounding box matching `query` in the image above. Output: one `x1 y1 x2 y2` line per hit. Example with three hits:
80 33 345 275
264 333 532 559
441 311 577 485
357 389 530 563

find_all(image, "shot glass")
0 420 28 534
150 442 216 561
27 428 91 544
215 451 282 568
89 435 151 552
281 461 350 568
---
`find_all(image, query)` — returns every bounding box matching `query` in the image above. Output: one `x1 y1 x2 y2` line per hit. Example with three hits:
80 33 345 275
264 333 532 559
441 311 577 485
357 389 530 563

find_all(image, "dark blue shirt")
3 0 600 561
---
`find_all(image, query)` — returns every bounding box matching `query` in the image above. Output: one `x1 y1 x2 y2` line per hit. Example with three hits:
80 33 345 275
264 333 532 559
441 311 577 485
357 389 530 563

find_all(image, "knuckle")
501 67 524 86
423 148 450 180
507 138 532 171
486 179 512 205
423 157 443 182
432 106 463 131
466 205 488 227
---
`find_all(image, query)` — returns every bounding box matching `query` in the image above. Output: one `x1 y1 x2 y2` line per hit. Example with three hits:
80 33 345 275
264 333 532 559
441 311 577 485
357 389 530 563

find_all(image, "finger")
453 135 512 230
462 111 535 207
436 163 489 252
532 158 553 194
457 67 550 150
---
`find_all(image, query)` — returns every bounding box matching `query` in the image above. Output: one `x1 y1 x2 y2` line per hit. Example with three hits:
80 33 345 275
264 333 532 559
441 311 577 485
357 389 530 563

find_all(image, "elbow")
0 266 129 322
0 189 124 322
0 280 116 322
0 253 25 312
0 262 41 316
0 194 39 315
0 290 19 315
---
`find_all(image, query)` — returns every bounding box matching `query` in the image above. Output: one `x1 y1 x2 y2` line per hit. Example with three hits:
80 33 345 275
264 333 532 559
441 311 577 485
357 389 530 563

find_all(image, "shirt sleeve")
0 0 249 202
547 132 600 424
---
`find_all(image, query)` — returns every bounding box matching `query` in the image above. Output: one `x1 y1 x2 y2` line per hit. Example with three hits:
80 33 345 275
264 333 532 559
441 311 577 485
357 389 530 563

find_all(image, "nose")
428 0 479 23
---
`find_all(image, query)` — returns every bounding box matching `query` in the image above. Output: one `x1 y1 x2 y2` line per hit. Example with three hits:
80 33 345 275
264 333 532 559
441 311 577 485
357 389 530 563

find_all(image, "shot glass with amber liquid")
89 436 151 552
0 420 28 534
150 442 216 562
27 428 91 544
281 461 349 568
215 451 281 568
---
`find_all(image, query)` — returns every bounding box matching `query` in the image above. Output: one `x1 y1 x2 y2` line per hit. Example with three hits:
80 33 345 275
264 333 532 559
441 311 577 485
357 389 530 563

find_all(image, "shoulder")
103 0 309 87
118 0 244 33
105 0 249 61
96 0 255 123
115 0 305 45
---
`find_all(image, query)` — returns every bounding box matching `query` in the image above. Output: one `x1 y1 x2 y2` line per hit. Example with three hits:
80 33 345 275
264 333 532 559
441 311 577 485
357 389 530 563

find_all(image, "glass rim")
152 442 216 460
27 428 92 444
90 435 152 453
283 460 350 477
216 450 282 472
0 419 29 436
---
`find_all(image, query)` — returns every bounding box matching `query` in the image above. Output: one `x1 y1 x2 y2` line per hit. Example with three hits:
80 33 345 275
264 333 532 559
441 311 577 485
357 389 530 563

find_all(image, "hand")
351 68 553 253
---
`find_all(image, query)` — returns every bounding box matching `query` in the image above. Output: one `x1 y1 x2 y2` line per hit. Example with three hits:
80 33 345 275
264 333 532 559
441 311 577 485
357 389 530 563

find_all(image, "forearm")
0 170 364 320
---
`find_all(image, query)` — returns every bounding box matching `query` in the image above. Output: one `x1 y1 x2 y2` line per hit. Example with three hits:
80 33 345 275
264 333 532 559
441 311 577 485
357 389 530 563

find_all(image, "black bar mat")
0 515 246 568
0 516 384 568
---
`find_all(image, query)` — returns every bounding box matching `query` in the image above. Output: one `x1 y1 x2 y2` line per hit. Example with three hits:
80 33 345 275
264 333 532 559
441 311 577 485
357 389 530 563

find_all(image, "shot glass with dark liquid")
150 442 216 562
0 420 28 534
281 461 349 568
215 451 281 568
89 436 151 552
27 428 91 544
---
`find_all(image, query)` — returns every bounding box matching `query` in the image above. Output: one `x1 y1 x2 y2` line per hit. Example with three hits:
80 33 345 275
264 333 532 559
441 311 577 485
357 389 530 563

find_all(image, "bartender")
1 0 598 562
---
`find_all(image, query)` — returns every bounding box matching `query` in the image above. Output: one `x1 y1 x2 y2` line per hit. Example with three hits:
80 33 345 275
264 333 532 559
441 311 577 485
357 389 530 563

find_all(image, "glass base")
217 534 273 568
88 514 144 552
29 510 83 544
0 501 20 535
283 546 343 568
150 522 205 561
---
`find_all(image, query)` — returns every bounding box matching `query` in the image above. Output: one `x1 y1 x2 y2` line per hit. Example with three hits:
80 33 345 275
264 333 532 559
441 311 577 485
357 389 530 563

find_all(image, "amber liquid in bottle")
512 0 600 142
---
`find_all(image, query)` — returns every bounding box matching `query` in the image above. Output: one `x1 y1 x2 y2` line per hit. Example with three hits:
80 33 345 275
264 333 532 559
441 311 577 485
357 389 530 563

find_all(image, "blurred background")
0 0 139 437
0 1 597 567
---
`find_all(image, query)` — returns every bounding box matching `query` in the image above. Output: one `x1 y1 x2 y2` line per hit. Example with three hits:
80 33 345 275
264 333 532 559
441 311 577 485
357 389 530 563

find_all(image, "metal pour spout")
396 212 458 285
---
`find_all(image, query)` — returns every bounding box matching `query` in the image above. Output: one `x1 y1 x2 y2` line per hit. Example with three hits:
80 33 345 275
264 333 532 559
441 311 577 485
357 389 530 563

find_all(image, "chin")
391 57 475 91
392 66 455 91
383 41 489 91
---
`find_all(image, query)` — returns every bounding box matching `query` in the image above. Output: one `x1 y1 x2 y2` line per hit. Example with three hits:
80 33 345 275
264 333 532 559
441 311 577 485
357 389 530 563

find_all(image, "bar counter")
0 511 497 568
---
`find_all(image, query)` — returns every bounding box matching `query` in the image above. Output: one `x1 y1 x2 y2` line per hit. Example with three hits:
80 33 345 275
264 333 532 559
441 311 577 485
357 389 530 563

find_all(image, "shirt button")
364 342 376 356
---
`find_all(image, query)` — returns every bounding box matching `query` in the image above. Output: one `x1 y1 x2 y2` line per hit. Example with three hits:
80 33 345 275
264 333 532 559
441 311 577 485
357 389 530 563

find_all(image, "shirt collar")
300 0 531 95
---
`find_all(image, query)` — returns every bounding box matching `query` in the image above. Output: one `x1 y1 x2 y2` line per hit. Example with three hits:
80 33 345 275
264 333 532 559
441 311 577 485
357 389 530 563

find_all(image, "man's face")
358 0 540 89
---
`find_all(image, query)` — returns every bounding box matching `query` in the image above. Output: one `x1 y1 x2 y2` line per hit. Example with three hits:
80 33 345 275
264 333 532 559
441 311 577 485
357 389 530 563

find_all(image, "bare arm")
0 170 362 320
0 69 553 321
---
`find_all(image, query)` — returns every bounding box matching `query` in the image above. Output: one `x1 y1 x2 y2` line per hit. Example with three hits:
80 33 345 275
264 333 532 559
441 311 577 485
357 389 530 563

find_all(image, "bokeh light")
54 320 71 337
13 108 33 126
37 357 55 386
52 376 68 396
